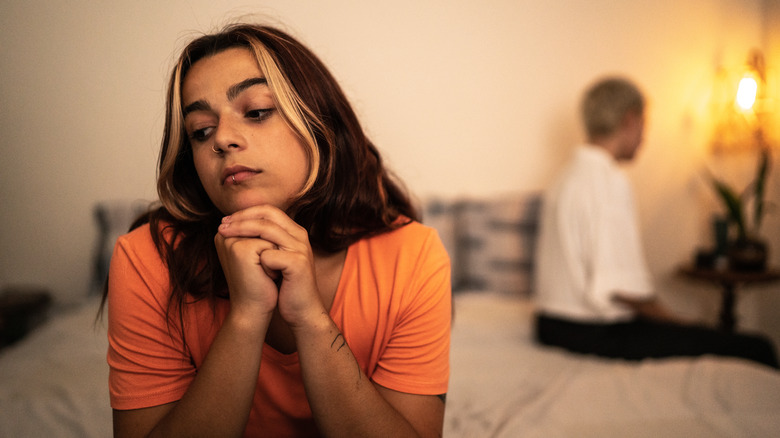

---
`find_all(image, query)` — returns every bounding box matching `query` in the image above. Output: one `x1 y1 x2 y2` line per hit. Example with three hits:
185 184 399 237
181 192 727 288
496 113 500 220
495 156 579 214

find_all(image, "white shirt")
534 144 654 322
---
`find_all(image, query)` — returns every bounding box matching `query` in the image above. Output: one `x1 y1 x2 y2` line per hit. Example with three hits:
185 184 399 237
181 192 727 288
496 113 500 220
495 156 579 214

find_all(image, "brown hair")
106 24 417 312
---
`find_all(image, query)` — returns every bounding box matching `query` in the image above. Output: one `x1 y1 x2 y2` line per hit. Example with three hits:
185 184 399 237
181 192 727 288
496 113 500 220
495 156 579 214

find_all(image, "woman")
105 24 451 437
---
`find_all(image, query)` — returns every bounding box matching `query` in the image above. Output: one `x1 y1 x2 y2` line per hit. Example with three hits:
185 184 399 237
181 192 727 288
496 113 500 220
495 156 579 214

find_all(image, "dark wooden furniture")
677 265 780 332
0 287 51 349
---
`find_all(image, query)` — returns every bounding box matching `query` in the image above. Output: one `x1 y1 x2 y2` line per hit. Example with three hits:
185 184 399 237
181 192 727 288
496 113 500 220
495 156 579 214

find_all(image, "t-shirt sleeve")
370 227 452 395
106 228 196 410
586 175 654 311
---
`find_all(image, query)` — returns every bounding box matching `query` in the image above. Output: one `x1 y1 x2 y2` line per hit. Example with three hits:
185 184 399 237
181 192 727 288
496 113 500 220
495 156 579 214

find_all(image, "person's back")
535 143 652 323
532 76 777 368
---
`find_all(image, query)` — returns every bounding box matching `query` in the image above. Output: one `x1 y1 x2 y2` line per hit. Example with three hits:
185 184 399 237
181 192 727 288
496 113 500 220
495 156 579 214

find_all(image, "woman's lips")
222 166 260 185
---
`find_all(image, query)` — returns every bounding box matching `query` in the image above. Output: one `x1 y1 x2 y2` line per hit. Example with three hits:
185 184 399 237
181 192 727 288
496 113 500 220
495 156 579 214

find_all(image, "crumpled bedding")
2 291 778 437
0 297 111 438
444 292 780 438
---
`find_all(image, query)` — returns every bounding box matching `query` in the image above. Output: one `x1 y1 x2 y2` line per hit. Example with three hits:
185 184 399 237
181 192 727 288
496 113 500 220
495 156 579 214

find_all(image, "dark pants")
535 314 778 368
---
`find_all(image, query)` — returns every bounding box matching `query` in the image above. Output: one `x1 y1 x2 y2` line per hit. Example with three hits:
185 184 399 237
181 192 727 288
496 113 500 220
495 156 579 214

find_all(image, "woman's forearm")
293 313 421 438
146 309 271 438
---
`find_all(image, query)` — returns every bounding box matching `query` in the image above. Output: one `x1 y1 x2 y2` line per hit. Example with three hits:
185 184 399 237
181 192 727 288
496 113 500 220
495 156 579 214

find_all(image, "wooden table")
677 265 780 332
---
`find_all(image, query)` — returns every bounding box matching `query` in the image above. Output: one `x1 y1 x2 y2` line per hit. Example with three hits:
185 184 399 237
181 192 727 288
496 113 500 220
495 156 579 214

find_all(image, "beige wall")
1 0 777 343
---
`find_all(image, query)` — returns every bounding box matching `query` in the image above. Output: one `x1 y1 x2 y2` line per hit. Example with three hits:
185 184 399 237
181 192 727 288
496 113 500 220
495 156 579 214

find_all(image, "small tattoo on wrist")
331 333 347 352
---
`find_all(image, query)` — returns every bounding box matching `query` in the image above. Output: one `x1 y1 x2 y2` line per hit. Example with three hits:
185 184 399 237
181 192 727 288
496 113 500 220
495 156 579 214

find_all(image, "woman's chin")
218 196 290 215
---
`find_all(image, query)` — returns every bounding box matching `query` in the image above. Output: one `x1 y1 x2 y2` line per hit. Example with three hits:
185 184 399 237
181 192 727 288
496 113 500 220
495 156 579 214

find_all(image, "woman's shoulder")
360 219 449 261
119 217 178 244
118 221 160 249
114 220 176 267
371 218 434 241
108 224 171 309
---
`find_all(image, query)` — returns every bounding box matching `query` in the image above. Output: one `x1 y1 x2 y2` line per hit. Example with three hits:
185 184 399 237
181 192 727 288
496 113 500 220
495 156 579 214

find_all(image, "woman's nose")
213 115 245 152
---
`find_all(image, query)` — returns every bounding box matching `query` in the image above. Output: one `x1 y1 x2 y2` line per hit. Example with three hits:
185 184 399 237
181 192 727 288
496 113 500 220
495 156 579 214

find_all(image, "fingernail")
222 215 232 223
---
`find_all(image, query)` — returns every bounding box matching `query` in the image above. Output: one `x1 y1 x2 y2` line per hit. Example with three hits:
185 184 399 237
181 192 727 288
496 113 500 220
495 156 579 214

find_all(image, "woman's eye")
246 108 273 121
189 127 214 142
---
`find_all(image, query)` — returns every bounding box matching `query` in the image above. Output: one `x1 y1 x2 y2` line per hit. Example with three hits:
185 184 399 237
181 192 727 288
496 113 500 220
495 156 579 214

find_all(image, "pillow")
423 193 541 297
91 199 150 295
421 197 461 287
454 193 540 296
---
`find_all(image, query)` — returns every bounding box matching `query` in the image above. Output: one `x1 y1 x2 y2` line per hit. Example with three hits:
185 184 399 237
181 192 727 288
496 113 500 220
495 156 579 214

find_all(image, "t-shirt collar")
578 143 617 167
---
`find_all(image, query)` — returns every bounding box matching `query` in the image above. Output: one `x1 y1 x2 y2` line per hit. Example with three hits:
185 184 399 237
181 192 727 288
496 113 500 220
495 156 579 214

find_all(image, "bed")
430 193 780 437
0 296 110 437
444 291 780 437
1 194 779 437
0 199 145 437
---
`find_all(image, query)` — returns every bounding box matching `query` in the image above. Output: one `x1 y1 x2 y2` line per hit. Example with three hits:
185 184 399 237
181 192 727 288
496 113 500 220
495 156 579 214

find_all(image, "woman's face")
181 47 309 215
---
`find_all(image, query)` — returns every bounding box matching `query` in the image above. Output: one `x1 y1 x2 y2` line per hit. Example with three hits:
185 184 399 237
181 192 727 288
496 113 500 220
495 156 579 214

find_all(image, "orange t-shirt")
107 221 451 436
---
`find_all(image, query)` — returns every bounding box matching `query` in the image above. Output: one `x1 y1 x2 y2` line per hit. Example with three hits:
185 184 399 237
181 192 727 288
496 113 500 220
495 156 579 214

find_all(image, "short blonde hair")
581 77 645 140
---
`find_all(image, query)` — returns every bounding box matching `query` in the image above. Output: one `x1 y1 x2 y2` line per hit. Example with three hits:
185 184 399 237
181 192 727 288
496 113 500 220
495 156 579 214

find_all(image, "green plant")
710 147 771 241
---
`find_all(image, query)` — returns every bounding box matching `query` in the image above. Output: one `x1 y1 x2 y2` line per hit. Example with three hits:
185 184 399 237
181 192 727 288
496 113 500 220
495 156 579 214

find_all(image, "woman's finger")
219 205 308 241
219 214 309 259
214 233 281 313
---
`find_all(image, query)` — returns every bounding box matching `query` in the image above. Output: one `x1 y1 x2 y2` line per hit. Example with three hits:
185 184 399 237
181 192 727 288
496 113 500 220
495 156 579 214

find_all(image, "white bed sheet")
0 297 111 437
444 292 780 437
3 292 779 437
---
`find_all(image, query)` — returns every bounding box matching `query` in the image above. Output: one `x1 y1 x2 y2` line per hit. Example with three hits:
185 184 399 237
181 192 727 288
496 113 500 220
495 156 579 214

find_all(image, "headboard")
91 199 150 295
422 192 542 297
90 194 543 298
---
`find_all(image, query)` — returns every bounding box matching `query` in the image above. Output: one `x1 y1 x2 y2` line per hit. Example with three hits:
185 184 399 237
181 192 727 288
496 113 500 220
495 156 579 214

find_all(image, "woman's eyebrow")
182 77 268 118
182 100 211 118
227 77 268 101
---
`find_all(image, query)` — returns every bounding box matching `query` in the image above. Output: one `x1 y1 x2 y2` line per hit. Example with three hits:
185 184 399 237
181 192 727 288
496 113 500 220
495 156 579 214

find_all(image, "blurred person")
533 77 777 368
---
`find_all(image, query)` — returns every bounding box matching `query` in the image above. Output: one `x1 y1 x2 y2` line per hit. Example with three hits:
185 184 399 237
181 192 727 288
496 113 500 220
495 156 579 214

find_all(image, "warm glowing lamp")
707 49 773 272
735 49 765 113
735 74 758 111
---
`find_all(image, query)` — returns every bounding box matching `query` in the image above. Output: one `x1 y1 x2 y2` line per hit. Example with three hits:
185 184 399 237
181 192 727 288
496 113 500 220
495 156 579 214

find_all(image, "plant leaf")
752 148 770 231
711 177 747 239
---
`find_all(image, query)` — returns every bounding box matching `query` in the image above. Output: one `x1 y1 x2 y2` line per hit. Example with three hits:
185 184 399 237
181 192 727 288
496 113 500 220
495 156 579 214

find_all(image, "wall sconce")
735 50 765 115
736 73 758 111
705 49 773 272
734 50 769 146
710 49 771 154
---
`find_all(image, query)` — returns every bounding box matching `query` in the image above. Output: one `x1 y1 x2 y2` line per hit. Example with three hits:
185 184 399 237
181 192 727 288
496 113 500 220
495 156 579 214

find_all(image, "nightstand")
677 265 780 332
0 287 52 349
